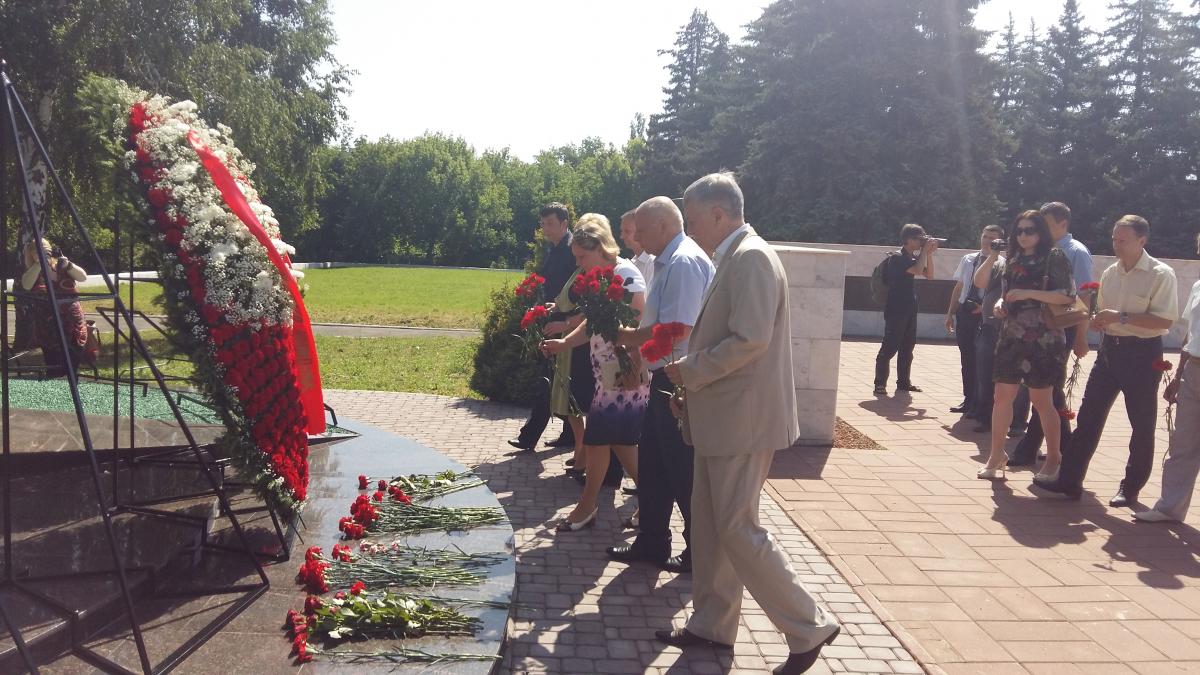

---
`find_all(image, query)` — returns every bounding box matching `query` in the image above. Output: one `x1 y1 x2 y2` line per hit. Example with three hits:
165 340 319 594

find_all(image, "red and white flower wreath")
113 88 322 515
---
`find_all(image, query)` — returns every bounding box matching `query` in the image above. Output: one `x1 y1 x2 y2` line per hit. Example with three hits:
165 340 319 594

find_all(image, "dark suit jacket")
542 231 576 313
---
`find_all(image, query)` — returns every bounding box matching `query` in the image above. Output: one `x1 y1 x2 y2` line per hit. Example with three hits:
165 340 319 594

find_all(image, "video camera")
919 235 947 245
988 238 1007 252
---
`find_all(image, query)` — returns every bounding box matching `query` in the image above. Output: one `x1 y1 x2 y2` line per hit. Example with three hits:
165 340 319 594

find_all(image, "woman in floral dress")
542 214 648 532
975 210 1075 481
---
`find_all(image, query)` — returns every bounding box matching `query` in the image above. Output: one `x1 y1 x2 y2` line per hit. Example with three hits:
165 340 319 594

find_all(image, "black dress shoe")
1030 476 1081 500
507 439 534 451
897 383 922 392
545 435 574 448
1109 488 1139 508
660 555 691 574
606 545 659 565
654 627 733 650
873 386 887 396
950 402 969 413
773 626 841 675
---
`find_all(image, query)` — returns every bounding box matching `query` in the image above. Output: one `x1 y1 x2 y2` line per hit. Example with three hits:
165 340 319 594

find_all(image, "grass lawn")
315 335 481 399
104 266 522 329
90 332 482 399
300 267 521 328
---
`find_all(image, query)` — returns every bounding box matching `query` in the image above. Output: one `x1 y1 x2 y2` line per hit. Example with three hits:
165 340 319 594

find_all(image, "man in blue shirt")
612 196 714 574
1009 201 1093 466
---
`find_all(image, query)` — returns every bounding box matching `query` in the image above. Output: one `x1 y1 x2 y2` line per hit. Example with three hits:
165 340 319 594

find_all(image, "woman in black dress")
974 211 1075 481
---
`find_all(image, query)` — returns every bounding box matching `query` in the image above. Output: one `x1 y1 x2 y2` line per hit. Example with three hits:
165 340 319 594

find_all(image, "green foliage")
470 281 542 405
315 335 481 399
0 0 346 247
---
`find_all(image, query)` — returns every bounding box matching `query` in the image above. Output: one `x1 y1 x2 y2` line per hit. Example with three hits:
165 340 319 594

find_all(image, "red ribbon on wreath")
186 130 326 434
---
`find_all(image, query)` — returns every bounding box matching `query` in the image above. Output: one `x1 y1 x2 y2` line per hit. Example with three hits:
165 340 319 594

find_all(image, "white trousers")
1154 360 1200 521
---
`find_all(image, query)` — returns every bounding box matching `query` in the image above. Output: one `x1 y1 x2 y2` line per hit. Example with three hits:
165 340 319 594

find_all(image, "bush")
470 283 543 404
471 227 555 404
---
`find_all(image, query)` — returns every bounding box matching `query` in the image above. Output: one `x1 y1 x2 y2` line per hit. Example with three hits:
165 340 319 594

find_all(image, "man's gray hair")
682 172 744 220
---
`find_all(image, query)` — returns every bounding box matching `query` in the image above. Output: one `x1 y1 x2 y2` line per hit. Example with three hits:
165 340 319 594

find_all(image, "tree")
642 9 737 198
733 0 1004 245
994 20 1056 216
1100 0 1200 254
0 0 347 253
1041 0 1115 243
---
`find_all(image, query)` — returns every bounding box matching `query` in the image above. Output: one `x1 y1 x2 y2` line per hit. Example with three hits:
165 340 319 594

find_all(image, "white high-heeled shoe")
556 507 598 533
977 464 1007 480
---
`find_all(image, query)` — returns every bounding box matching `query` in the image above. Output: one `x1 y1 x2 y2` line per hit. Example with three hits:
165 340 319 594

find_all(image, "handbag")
1039 254 1090 330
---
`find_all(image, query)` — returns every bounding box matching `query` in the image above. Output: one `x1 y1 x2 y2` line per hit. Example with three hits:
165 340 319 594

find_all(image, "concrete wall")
778 241 1199 349
774 245 849 446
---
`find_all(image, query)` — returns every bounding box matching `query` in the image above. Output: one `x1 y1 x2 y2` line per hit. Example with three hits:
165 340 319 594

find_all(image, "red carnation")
303 595 322 614
377 479 387 490
350 581 366 596
1080 282 1101 292
1059 409 1076 420
372 490 384 502
639 340 671 362
1153 360 1174 372
588 280 601 294
147 187 169 208
602 267 614 280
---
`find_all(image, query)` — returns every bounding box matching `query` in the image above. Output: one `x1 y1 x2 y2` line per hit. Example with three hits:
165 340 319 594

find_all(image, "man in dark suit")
509 203 578 451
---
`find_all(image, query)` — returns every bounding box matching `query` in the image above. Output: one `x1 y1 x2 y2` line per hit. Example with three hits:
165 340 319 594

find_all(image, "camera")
989 238 1007 252
920 235 947 244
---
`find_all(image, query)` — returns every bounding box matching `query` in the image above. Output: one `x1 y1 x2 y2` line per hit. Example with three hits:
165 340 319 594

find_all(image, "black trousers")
1058 335 1163 494
631 369 693 562
955 307 982 407
516 358 571 447
875 310 918 388
1011 326 1077 462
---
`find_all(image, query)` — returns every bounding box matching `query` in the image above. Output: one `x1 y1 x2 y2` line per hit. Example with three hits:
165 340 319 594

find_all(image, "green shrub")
470 282 543 404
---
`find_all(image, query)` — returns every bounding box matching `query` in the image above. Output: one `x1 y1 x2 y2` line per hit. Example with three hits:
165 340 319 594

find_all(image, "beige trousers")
686 449 839 652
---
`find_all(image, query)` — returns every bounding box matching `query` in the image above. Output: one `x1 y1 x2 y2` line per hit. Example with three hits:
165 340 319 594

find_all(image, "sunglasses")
1016 226 1039 236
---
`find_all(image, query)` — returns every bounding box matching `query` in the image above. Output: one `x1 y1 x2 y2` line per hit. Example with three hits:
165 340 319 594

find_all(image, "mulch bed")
833 417 883 450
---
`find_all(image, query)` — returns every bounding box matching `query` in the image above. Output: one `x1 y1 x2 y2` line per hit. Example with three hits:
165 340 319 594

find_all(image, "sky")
329 0 1190 160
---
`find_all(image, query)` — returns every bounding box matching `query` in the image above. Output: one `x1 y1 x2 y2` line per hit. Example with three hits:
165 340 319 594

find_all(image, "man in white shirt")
1135 233 1200 524
620 209 655 288
945 225 1003 416
1035 215 1179 507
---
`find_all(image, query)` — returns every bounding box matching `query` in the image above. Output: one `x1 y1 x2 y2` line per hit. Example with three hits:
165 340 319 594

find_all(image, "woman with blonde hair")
543 213 649 532
22 238 89 376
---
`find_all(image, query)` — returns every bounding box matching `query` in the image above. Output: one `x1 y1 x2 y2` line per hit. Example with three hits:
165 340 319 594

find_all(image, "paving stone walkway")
765 340 1200 675
325 390 919 675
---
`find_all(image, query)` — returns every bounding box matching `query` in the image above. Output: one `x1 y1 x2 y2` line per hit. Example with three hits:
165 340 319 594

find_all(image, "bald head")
634 196 684 256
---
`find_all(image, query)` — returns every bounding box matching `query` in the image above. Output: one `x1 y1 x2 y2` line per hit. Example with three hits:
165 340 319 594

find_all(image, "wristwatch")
1119 311 1129 325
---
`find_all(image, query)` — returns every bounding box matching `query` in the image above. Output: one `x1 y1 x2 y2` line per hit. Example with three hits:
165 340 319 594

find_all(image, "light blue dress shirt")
641 232 715 370
1056 233 1094 291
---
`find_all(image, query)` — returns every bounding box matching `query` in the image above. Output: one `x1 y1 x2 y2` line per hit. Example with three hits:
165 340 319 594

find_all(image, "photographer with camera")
945 225 1005 417
20 238 90 377
874 224 938 396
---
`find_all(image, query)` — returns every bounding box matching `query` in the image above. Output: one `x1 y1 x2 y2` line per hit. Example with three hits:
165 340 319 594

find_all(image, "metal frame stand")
0 63 269 674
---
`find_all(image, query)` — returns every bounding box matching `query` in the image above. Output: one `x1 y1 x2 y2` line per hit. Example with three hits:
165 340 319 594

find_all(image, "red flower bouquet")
572 266 641 376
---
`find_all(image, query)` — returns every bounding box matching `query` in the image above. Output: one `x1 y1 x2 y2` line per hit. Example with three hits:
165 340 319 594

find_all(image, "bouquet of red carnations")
572 266 640 375
640 322 689 426
514 273 550 356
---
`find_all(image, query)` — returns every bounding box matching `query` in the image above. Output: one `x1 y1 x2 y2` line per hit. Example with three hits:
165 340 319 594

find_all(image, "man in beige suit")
660 173 840 675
